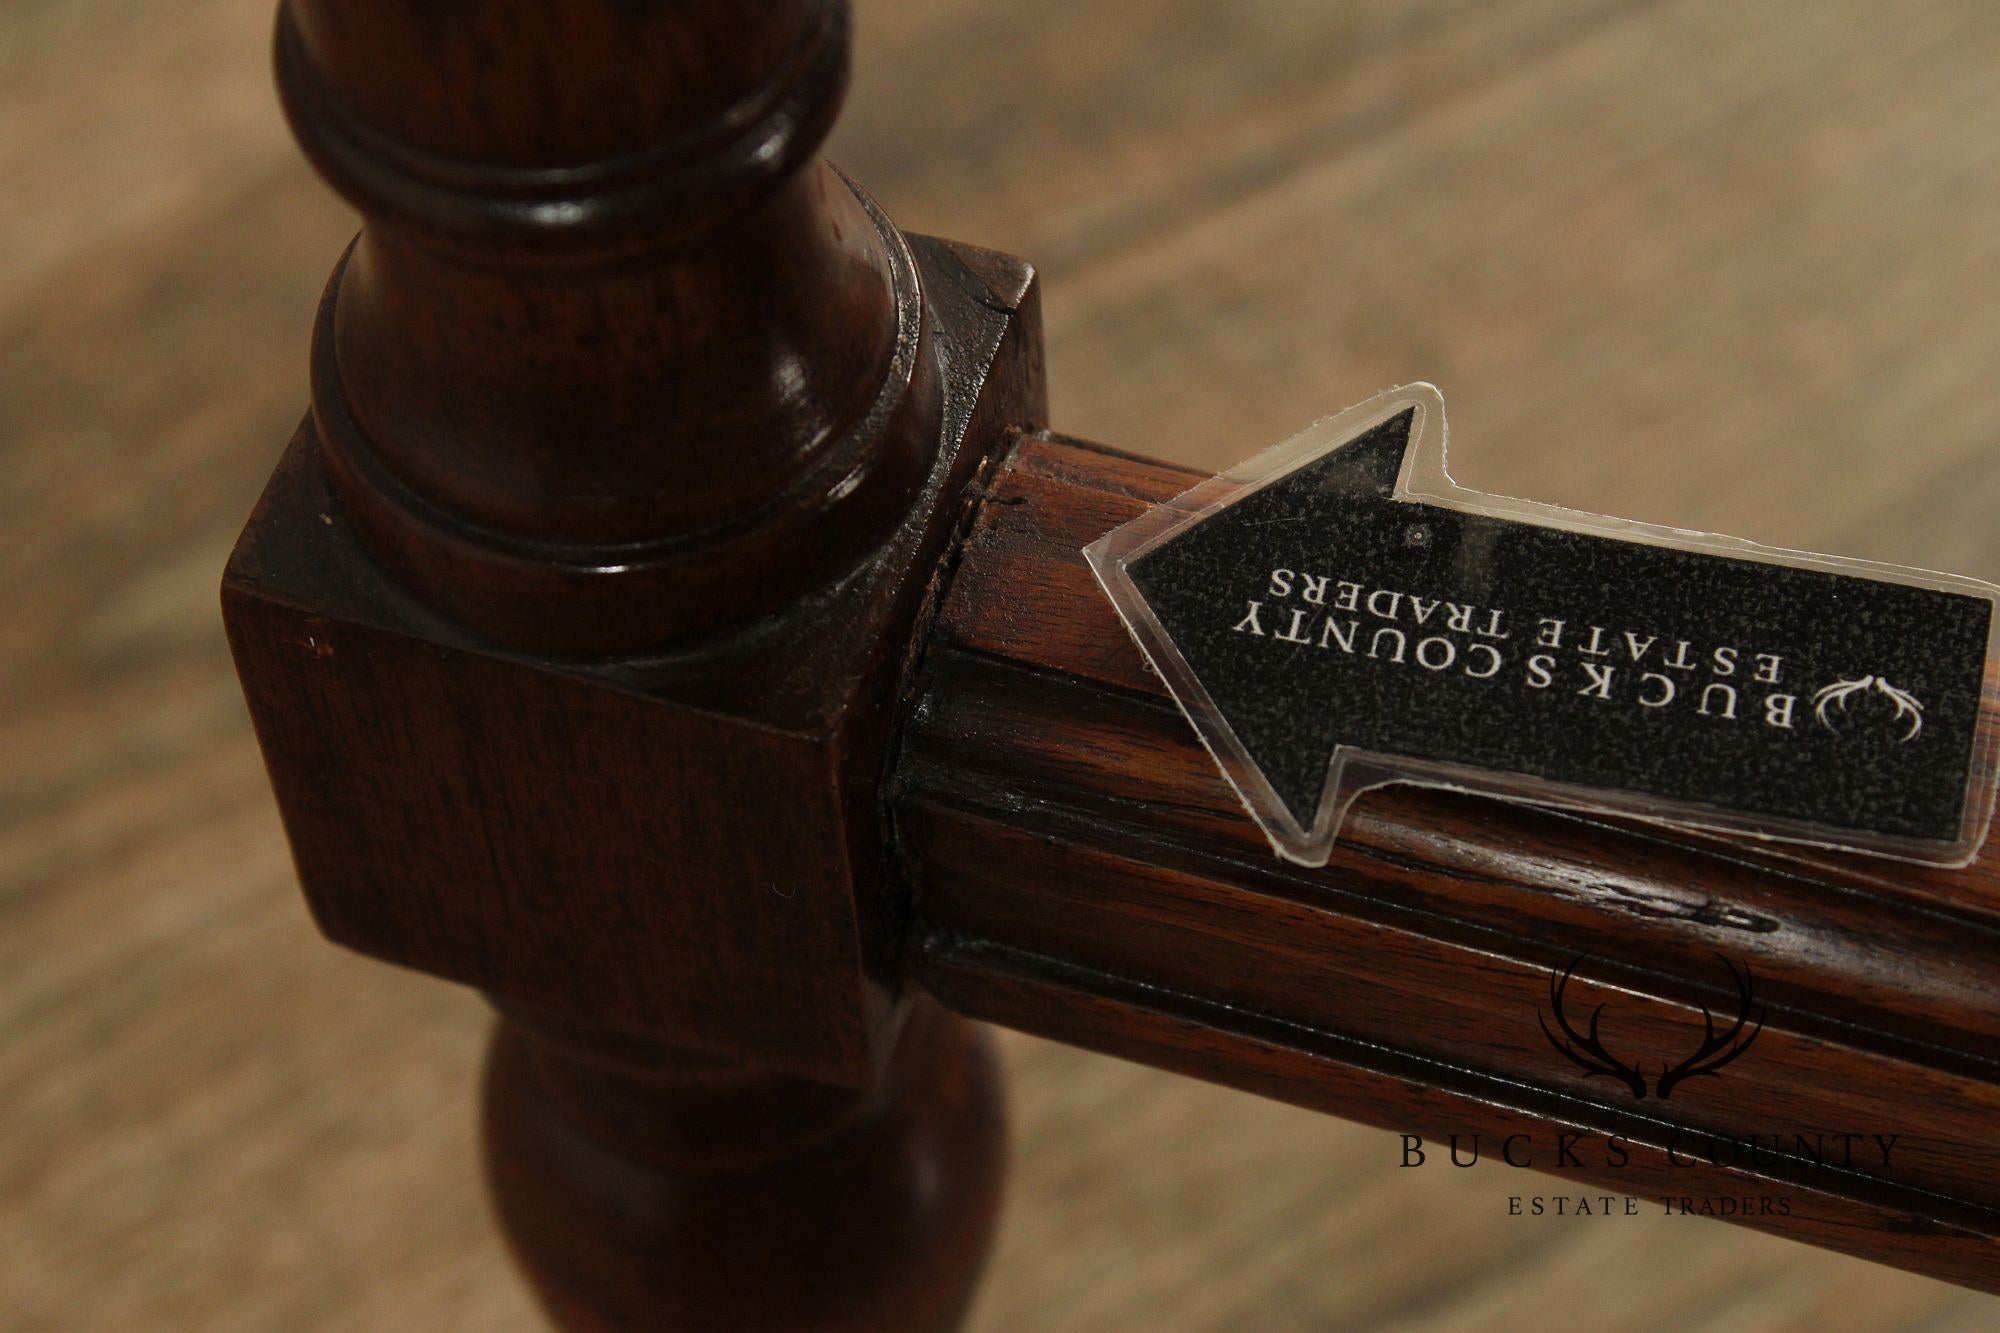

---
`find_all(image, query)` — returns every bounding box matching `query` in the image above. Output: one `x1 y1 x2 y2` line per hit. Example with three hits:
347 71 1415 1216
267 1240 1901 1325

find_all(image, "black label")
1118 404 1993 856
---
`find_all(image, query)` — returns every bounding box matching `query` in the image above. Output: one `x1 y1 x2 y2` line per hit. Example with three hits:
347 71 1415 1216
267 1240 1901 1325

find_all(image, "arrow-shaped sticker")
1085 384 1999 868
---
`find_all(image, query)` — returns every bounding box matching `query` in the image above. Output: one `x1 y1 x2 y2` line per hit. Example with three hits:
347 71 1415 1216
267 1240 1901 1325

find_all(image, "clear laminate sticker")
1084 384 1999 868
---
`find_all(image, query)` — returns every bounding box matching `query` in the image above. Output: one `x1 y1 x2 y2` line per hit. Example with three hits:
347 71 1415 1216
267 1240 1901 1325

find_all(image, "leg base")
481 1002 1007 1331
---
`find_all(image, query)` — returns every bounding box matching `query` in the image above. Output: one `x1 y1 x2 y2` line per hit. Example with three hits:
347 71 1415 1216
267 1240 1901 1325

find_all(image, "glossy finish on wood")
228 0 1045 1081
219 0 2000 1319
895 433 2000 1292
226 2 1040 1327
225 234 1040 1084
28 2 2000 1325
276 0 939 651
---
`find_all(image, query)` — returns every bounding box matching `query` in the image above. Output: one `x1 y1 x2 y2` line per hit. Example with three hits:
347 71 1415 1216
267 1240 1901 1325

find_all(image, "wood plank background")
5 0 1998 1327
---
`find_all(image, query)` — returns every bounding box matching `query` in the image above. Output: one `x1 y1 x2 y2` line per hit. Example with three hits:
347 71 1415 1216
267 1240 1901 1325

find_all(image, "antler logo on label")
1811 676 1925 742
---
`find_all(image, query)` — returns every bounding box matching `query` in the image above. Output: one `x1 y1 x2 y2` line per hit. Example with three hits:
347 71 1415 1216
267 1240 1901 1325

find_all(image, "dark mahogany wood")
225 0 2000 1321
894 433 2000 1293
227 2 1039 1328
230 0 1046 1081
484 999 1006 1331
273 0 945 651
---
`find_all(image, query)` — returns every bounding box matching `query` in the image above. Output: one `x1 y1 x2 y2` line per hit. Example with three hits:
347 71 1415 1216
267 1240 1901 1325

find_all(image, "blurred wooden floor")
5 1 2000 1328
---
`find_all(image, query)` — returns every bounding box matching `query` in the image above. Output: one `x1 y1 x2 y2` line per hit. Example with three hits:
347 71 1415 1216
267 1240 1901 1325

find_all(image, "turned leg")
483 1002 1006 1332
224 2 1042 1326
223 0 2000 1304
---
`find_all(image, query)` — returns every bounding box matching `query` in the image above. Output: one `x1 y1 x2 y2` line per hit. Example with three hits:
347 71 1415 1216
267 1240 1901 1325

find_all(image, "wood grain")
7 0 2000 1327
899 434 2000 1290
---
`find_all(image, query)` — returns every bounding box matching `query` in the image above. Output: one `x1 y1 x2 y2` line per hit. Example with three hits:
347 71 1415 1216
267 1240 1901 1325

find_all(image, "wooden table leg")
483 1001 1006 1331
225 0 2000 1307
228 3 1040 1325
